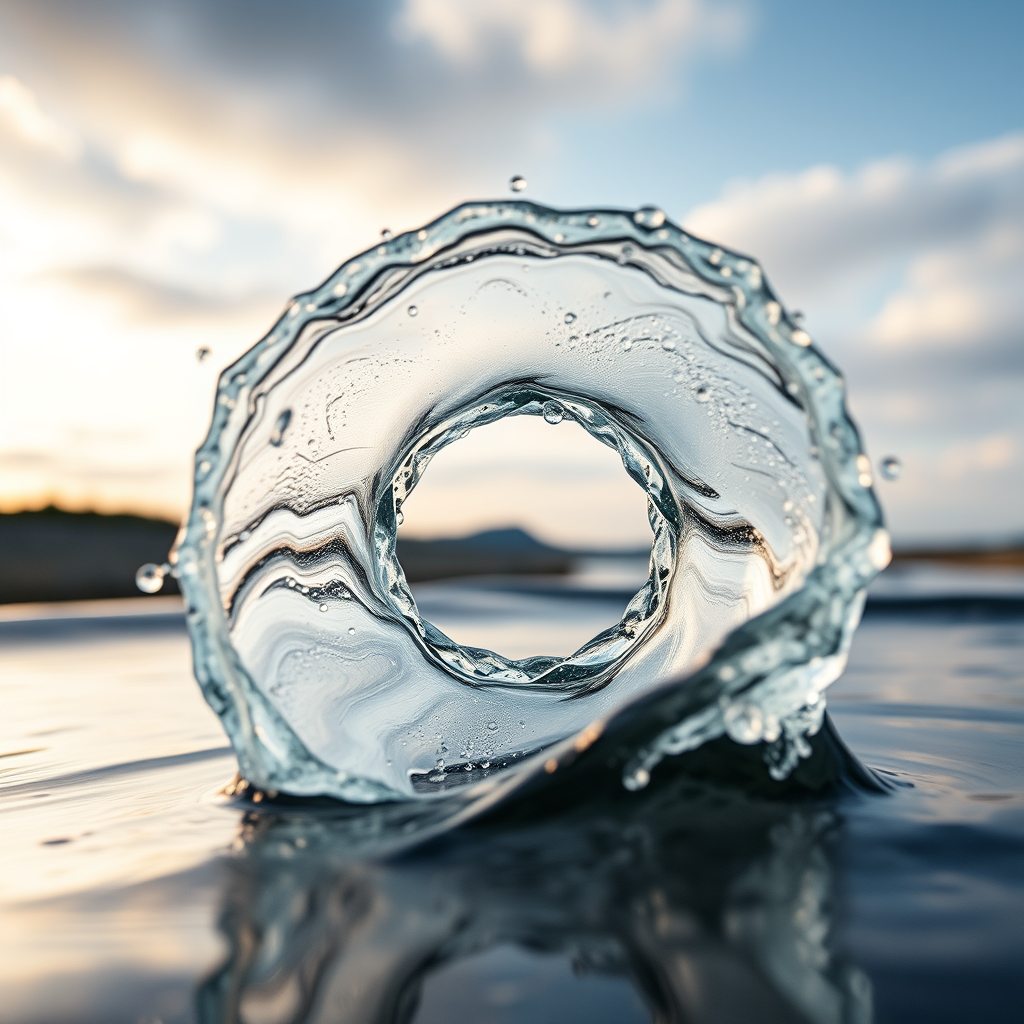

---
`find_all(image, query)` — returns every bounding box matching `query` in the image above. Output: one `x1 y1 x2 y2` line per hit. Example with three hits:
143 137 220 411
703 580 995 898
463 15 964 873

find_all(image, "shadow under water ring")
172 200 892 804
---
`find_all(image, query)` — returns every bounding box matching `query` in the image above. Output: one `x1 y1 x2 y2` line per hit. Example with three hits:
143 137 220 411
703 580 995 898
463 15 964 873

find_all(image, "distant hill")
0 508 181 604
397 527 572 582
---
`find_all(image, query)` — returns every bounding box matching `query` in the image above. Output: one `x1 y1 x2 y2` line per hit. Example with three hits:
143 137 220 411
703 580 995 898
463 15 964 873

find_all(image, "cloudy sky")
0 0 1020 546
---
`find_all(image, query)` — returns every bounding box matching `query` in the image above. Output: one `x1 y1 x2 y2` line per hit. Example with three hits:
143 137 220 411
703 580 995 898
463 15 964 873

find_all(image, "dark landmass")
397 528 572 582
1 509 1021 604
890 544 1024 568
0 508 181 604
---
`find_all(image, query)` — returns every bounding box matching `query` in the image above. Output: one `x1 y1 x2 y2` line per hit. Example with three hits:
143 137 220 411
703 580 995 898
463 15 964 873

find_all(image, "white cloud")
397 0 743 96
0 74 80 160
684 133 1024 311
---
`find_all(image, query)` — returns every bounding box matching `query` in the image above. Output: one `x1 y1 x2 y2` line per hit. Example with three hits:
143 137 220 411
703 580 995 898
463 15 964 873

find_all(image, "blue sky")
0 0 1020 544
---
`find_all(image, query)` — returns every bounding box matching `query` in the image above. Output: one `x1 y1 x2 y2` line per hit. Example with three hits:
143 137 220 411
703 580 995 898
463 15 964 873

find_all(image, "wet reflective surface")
1 568 1022 1023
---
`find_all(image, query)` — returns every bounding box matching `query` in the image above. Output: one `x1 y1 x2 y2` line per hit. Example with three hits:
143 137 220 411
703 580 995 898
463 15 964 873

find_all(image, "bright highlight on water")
166 200 890 804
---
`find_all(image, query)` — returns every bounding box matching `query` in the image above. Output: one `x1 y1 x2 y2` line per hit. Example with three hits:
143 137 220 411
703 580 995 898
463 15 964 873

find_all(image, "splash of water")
172 201 889 803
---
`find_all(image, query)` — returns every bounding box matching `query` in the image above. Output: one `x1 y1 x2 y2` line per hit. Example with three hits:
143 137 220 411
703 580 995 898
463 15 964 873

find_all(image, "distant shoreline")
1 508 1021 604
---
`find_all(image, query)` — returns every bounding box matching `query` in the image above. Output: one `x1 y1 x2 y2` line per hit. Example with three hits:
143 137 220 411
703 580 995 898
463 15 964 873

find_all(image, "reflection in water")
199 774 871 1024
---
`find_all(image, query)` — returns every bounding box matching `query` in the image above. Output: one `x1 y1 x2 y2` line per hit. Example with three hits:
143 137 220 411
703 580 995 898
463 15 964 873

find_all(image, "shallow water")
1 568 1022 1023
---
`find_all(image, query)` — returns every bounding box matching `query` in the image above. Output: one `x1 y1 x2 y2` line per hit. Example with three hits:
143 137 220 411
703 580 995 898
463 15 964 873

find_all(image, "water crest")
173 201 889 804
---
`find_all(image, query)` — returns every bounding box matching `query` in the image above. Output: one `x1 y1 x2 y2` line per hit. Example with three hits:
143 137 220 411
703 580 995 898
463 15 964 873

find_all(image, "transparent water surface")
1 574 1021 1023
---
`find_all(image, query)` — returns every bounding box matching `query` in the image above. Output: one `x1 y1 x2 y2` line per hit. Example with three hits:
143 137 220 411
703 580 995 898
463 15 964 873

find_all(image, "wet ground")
1 564 1021 1023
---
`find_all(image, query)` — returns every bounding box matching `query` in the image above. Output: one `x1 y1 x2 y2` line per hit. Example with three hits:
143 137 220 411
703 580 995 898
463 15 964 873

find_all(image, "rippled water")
1 569 1021 1023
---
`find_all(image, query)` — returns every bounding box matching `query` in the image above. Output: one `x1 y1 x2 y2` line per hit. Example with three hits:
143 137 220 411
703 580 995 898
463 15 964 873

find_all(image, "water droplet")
880 456 903 480
381 228 392 241
564 312 576 324
625 767 650 790
396 510 404 526
486 721 498 731
348 627 356 635
135 563 166 594
407 305 418 317
587 215 600 227
621 244 634 257
790 329 812 347
633 206 666 228
287 578 296 588
765 301 781 326
332 282 348 297
509 175 527 193
723 702 764 744
198 460 212 474
319 603 329 612
542 401 564 425
196 346 211 363
693 386 711 403
661 339 676 351
519 720 526 728
270 409 291 447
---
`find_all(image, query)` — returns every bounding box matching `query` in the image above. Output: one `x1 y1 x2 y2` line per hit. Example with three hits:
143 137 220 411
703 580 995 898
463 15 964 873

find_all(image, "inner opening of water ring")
379 389 681 689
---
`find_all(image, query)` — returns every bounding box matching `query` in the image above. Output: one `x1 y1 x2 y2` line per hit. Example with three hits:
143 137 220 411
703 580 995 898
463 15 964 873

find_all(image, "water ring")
173 201 888 803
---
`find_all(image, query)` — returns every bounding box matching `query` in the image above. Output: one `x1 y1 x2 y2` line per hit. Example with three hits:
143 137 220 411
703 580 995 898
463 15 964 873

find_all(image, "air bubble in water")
694 386 710 403
319 603 329 612
723 702 764 744
880 456 903 480
509 175 527 193
396 510 404 526
486 722 499 732
196 347 211 363
661 339 676 351
381 228 393 241
136 563 167 594
542 401 564 424
564 312 576 324
407 305 418 317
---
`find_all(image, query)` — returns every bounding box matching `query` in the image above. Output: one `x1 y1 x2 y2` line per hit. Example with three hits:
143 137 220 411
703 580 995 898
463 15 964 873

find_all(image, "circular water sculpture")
173 201 890 802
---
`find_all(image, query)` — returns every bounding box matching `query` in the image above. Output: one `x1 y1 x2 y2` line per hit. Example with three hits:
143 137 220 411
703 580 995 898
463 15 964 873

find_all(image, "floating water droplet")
381 228 392 241
519 720 526 728
486 721 499 732
693 386 710 403
564 312 576 324
396 510 404 526
723 702 764 744
587 215 599 227
790 329 812 347
542 401 564 424
269 409 291 447
625 767 650 790
135 563 166 594
661 339 676 351
319 603 329 612
509 175 527 193
880 456 903 480
286 578 296 588
407 305 418 317
198 460 212 475
196 346 211 363
348 627 356 635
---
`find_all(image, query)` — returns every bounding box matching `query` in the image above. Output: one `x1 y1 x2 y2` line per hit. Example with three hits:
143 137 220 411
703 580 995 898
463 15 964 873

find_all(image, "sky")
0 0 1021 546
